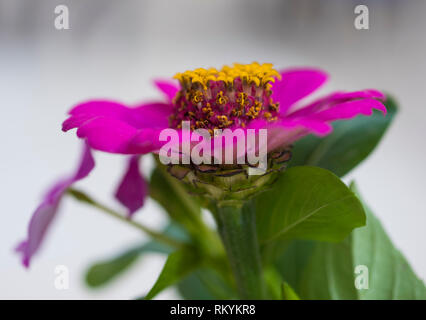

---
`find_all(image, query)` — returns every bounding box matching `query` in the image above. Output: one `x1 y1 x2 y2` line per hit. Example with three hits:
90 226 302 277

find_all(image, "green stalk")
67 188 183 249
214 201 265 299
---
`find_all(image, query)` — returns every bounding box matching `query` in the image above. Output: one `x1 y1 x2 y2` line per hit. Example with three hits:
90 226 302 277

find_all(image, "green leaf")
149 163 225 260
67 188 97 205
263 266 284 299
85 223 188 288
300 239 357 299
274 239 315 290
297 183 426 299
86 241 172 288
282 282 300 300
149 165 204 238
256 166 366 244
289 96 398 177
145 247 200 300
350 183 426 299
177 268 236 300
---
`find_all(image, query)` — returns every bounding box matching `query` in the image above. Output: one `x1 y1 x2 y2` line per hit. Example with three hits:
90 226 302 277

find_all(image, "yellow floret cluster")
174 62 281 90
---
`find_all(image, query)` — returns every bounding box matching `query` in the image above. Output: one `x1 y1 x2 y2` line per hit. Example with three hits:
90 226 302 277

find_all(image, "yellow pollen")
246 105 261 119
216 91 227 105
216 115 227 122
237 92 248 107
216 115 233 127
195 120 209 128
254 101 262 111
173 62 281 89
232 108 243 117
191 91 203 104
269 103 279 112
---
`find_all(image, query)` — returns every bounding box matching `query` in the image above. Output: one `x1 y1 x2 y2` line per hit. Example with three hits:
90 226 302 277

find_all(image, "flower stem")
214 201 265 299
67 188 183 249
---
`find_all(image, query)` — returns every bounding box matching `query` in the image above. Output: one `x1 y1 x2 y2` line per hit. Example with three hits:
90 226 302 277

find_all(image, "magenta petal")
133 102 173 128
76 117 167 155
271 68 329 114
16 198 61 268
16 144 95 268
63 100 130 131
77 117 140 154
271 89 387 143
153 79 180 102
312 98 387 122
279 118 332 136
63 100 172 132
63 100 173 154
115 156 147 217
246 119 327 153
73 143 96 179
288 89 386 118
129 128 166 154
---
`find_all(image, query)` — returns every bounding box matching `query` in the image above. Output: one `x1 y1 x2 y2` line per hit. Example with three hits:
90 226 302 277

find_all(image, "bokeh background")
1 0 425 299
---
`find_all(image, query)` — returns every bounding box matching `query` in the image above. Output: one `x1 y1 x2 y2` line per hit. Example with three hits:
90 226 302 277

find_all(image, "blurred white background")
1 0 425 299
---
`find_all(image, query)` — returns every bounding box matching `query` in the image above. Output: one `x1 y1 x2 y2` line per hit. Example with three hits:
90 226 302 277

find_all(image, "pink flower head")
62 63 386 158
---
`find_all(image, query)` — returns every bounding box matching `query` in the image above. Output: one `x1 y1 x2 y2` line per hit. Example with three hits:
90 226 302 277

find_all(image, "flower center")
170 62 281 135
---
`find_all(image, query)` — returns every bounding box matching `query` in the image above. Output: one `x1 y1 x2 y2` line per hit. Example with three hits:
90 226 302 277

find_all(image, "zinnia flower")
63 62 386 200
62 63 386 156
18 62 386 267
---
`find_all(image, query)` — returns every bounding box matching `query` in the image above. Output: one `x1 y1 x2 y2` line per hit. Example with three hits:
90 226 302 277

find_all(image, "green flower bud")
165 147 292 206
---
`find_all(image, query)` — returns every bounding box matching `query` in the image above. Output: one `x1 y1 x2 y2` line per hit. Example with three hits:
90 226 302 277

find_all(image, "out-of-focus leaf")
149 165 203 237
296 183 426 299
350 182 426 299
274 239 315 290
149 163 224 261
85 223 188 288
177 268 236 300
282 282 300 300
289 96 398 177
86 241 172 288
256 166 365 243
263 266 284 300
145 247 200 300
300 238 356 299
